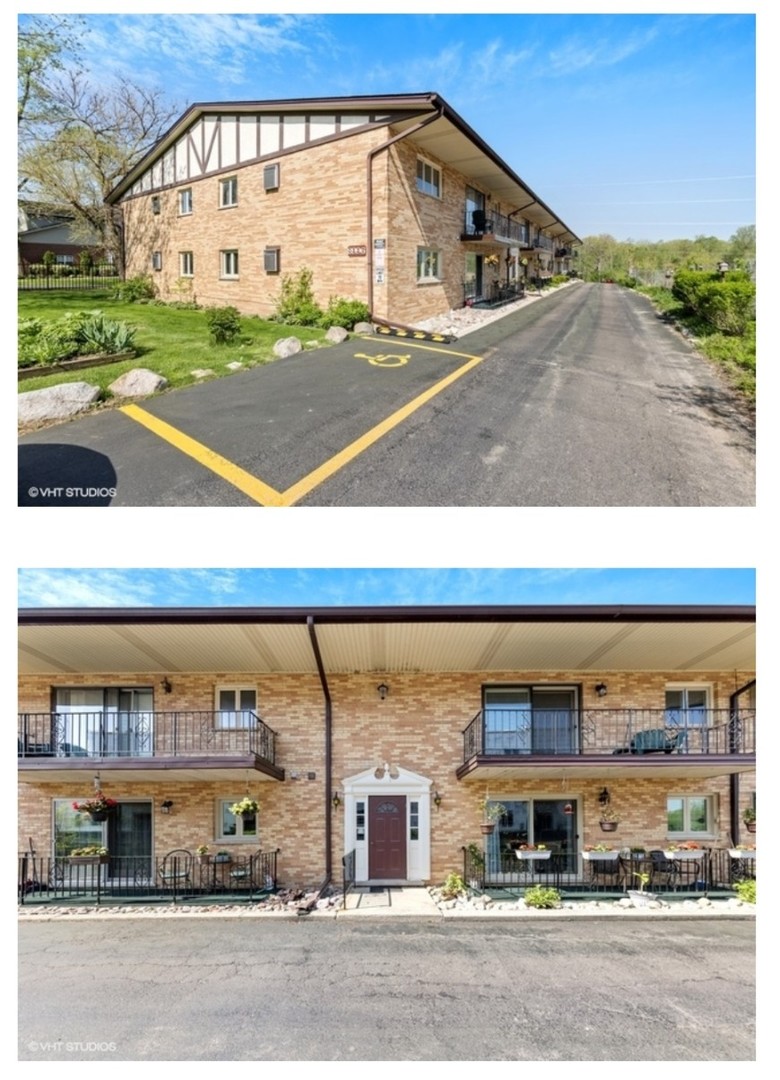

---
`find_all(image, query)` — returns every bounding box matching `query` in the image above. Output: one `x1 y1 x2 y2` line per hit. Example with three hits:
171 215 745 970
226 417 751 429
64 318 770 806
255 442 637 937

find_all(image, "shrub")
523 884 561 909
41 250 56 271
272 267 323 326
732 879 756 904
112 275 157 302
205 305 242 344
440 872 467 899
17 310 136 366
77 313 136 354
695 279 756 336
320 296 370 330
78 250 94 273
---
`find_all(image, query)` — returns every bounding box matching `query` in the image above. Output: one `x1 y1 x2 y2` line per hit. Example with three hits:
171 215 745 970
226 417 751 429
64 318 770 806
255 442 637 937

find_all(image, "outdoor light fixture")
433 791 442 809
161 677 172 694
563 802 573 815
332 793 342 810
598 788 611 807
595 682 608 697
377 683 389 701
161 800 174 814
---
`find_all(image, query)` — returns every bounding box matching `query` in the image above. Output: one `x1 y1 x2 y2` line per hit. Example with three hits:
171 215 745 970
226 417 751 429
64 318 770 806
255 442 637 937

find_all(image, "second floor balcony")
18 710 283 781
461 208 529 246
458 707 756 780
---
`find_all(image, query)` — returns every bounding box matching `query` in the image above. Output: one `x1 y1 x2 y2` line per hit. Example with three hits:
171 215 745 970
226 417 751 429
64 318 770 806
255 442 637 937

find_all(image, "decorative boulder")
273 337 303 358
325 326 349 344
353 322 374 335
18 381 101 425
109 369 168 398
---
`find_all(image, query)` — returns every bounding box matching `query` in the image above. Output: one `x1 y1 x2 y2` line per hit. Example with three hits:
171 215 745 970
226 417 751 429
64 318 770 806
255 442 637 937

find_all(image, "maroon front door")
368 795 407 879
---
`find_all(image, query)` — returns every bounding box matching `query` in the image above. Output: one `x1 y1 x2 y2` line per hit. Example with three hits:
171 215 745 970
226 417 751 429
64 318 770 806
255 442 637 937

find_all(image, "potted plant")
479 798 506 835
514 843 551 860
598 808 620 832
627 870 657 907
229 797 259 820
582 843 619 862
72 791 118 822
663 842 702 861
196 844 210 865
728 844 756 859
67 845 109 865
213 850 232 864
465 842 485 889
743 807 756 833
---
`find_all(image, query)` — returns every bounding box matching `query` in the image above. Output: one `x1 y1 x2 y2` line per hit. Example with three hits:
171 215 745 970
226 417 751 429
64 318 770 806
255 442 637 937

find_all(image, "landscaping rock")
353 322 374 335
273 336 303 358
18 381 101 425
325 326 349 344
226 362 243 371
109 369 168 398
191 368 215 378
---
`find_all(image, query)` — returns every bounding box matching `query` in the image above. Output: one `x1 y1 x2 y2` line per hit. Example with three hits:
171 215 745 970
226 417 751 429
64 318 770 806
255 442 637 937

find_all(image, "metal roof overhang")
18 605 756 677
105 93 579 244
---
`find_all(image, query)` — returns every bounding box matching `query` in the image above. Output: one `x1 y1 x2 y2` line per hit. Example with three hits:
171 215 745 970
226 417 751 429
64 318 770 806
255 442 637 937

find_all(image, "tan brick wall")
18 668 755 886
120 122 546 326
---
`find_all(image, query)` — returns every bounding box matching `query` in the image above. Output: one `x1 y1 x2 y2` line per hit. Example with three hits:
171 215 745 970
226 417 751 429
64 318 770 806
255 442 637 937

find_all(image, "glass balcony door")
54 687 154 757
483 687 577 755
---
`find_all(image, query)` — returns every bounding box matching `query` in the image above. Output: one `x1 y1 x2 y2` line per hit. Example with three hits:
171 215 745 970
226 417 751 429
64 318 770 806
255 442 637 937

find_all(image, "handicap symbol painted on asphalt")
354 352 411 368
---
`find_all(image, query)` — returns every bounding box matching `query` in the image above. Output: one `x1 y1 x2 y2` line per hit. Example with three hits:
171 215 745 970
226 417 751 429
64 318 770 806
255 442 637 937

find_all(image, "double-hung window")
215 687 257 729
416 247 441 282
416 158 441 198
178 188 193 215
179 251 194 277
220 176 238 207
220 249 239 279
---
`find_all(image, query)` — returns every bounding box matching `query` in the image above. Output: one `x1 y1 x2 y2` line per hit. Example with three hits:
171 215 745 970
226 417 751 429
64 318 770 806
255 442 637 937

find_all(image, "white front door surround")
342 763 432 884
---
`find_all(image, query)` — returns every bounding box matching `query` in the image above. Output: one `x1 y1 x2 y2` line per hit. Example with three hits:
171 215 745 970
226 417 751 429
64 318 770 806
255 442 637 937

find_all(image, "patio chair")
587 858 622 890
229 850 262 890
471 209 491 234
648 850 678 891
158 849 193 889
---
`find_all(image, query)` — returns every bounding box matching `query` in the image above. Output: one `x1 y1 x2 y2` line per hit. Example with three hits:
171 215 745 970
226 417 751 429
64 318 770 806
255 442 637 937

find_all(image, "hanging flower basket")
599 820 618 832
480 822 496 835
72 792 117 822
229 797 259 818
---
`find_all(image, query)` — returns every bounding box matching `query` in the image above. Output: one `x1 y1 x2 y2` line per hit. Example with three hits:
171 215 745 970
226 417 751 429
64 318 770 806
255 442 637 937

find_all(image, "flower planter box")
515 850 552 860
582 850 619 861
728 849 756 859
663 850 702 861
67 855 109 865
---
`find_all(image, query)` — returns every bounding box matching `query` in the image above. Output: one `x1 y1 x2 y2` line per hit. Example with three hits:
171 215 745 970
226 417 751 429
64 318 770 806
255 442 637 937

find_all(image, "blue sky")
16 568 756 608
16 7 756 243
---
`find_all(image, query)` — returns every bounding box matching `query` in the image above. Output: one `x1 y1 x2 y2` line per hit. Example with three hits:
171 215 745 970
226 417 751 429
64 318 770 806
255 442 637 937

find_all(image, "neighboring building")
18 604 755 892
17 202 105 272
106 93 580 326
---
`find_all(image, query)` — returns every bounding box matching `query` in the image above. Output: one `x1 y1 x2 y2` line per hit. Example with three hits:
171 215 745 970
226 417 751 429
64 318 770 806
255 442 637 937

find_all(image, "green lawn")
18 290 333 397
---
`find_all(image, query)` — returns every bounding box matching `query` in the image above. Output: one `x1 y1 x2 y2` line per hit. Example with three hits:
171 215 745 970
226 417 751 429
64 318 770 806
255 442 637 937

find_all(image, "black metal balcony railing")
463 279 525 308
462 847 754 896
462 209 529 246
18 850 279 906
532 234 553 251
462 708 756 761
18 711 278 765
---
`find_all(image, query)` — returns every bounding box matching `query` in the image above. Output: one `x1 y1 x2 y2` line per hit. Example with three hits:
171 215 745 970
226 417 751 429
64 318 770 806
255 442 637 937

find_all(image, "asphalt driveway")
18 284 755 506
18 916 755 1060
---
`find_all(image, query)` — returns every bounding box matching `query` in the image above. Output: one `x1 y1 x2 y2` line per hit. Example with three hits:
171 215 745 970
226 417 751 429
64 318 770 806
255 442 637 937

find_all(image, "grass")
637 285 755 401
18 289 333 398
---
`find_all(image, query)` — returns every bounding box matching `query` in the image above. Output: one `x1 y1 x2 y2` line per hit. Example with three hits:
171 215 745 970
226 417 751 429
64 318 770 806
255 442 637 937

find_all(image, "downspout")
728 678 756 843
365 107 444 318
307 615 333 882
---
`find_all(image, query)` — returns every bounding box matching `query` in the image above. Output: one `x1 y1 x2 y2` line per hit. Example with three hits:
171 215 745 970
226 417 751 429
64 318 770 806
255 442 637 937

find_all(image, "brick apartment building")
106 93 580 327
18 604 755 893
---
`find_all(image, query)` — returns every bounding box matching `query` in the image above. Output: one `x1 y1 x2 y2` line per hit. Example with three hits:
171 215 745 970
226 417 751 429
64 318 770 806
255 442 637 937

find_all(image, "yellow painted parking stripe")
120 403 285 506
279 348 484 505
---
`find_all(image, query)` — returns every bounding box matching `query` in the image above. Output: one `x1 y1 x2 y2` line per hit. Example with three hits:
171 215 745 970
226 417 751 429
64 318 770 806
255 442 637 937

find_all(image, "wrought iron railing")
18 850 279 905
462 847 754 895
18 710 278 765
463 279 525 308
462 209 529 245
342 848 356 908
18 263 121 291
462 708 756 761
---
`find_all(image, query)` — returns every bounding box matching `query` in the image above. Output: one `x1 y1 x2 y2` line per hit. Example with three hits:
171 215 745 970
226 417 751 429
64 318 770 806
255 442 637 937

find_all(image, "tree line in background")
577 227 756 286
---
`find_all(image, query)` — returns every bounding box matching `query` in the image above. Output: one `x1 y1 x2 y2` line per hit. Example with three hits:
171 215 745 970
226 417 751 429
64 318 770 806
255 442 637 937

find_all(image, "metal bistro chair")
158 849 193 894
228 850 263 893
648 850 678 892
588 858 622 892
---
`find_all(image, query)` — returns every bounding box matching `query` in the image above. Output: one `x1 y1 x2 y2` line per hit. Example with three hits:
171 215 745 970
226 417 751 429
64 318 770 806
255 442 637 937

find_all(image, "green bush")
18 310 135 366
272 267 323 326
78 250 94 273
523 884 561 909
41 250 56 271
440 872 467 899
204 305 242 344
111 275 157 302
732 879 756 904
320 297 371 329
78 313 136 354
695 279 756 336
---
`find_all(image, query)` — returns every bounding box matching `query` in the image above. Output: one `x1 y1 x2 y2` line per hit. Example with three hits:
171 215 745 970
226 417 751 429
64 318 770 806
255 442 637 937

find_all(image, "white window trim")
220 176 238 208
417 247 442 284
215 798 259 843
416 156 442 199
179 251 194 277
214 686 257 728
666 794 718 839
220 249 239 279
178 189 193 215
